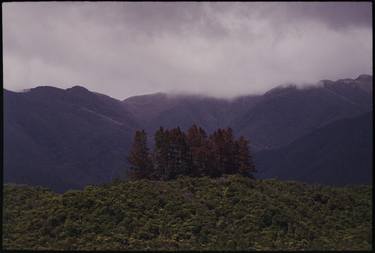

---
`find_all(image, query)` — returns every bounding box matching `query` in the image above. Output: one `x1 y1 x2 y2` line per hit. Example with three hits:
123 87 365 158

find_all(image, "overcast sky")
3 2 372 99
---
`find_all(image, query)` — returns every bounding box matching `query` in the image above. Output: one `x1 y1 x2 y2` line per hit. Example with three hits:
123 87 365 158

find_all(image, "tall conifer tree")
154 127 169 180
208 129 226 177
168 127 191 179
187 124 209 177
222 128 236 174
127 125 256 180
235 136 256 178
127 130 153 180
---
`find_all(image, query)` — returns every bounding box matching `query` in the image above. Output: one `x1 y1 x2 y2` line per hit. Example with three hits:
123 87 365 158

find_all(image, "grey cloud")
3 2 372 99
283 2 372 29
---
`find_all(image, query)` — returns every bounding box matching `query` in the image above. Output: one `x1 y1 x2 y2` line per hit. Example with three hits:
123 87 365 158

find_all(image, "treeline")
127 124 256 180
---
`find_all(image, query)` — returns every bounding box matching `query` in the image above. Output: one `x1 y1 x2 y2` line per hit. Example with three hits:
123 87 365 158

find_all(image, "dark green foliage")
166 127 191 179
153 127 171 180
153 126 193 180
3 177 372 250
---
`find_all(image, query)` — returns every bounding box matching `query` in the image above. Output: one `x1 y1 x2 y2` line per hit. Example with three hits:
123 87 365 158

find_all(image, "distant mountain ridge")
123 74 372 150
4 86 138 192
3 74 373 191
254 112 373 185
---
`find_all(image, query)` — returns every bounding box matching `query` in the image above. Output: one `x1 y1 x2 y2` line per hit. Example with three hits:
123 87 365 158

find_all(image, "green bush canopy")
3 175 372 250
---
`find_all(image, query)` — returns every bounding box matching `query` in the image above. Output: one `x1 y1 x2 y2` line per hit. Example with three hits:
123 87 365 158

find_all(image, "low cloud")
3 2 372 99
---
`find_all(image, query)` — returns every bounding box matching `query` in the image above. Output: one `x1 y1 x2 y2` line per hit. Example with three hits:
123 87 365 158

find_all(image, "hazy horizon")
3 2 372 99
3 73 372 101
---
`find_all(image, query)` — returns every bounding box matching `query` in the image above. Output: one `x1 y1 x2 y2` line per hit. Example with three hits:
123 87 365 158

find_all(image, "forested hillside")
3 176 372 251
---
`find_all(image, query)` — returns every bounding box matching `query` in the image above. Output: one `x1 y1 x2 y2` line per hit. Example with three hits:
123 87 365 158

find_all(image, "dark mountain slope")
123 75 372 151
254 112 373 185
4 87 138 192
231 76 372 150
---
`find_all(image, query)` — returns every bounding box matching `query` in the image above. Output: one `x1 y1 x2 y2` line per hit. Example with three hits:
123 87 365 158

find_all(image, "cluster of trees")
127 124 256 180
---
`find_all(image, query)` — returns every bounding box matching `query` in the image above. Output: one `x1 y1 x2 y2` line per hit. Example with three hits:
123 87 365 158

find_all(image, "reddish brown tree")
235 136 256 178
128 125 256 180
187 124 209 177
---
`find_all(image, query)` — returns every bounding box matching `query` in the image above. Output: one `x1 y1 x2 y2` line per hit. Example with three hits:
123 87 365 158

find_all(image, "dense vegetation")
3 175 372 250
127 125 256 180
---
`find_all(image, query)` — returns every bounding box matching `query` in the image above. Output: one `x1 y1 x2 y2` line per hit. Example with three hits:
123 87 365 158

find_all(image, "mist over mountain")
3 3 372 251
123 75 372 150
3 75 373 191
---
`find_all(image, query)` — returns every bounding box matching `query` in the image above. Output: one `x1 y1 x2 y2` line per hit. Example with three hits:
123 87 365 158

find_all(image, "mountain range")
3 74 372 191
